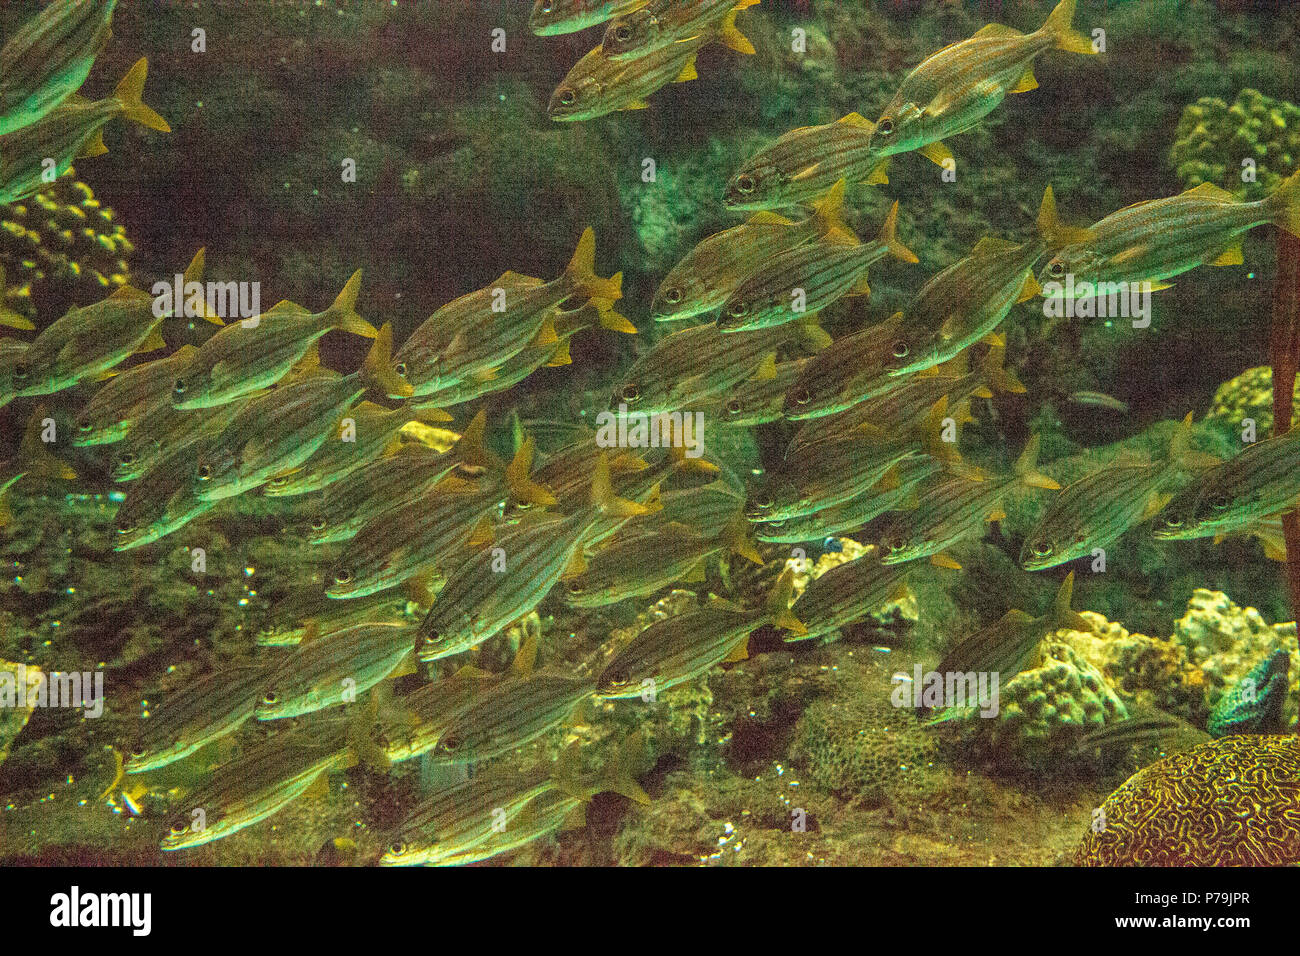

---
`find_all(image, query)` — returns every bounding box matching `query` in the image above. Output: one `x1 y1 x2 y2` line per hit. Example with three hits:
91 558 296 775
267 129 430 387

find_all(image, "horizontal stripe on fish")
73 345 199 446
428 674 595 764
549 36 706 121
787 554 912 642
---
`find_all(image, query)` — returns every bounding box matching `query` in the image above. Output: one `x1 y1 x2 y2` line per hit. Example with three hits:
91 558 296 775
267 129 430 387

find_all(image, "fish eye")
791 387 810 406
76 420 92 432
12 362 28 380
129 745 146 758
607 667 629 686
735 174 756 194
753 495 773 510
1209 494 1230 510
118 452 137 466
876 118 894 137
1031 539 1052 558
559 89 577 107
1048 261 1065 278
196 464 212 481
310 517 327 531
115 518 136 534
567 580 585 594
334 569 353 585
389 841 407 856
727 301 749 319
613 25 632 42
262 692 277 705
725 398 743 415
663 287 682 305
394 362 407 377
886 535 905 552
542 1 554 11
173 378 186 394
442 734 460 753
169 822 188 836
891 341 909 359
621 384 639 402
1163 513 1184 529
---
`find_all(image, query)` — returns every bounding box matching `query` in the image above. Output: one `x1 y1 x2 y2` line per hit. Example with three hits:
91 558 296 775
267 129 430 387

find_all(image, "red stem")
1269 229 1300 675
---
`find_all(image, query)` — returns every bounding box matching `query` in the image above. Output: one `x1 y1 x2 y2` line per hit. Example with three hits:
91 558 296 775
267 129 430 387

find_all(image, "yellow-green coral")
0 169 134 323
1203 365 1300 438
1171 89 1300 199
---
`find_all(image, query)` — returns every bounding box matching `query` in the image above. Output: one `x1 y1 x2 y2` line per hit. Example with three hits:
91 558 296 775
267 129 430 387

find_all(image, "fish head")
650 269 710 323
256 684 294 721
723 157 787 211
1019 526 1087 571
170 367 214 410
881 325 942 378
380 834 427 866
875 517 932 565
530 0 604 35
610 378 648 412
866 102 926 159
601 8 654 60
782 378 829 417
1037 246 1103 298
111 437 161 482
743 477 796 521
1151 486 1225 541
548 73 604 122
597 654 643 699
325 560 363 598
194 443 237 496
717 285 778 332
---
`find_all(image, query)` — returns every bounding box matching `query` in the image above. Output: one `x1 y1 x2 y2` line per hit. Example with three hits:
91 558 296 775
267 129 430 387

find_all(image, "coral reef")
1204 364 1300 436
1171 89 1300 199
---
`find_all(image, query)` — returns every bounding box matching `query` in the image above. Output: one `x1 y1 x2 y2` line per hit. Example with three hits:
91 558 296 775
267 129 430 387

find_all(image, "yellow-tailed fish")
724 112 886 212
73 345 199 446
785 552 913 642
0 339 31 407
713 356 809 427
602 0 759 61
1021 414 1217 570
160 724 352 851
717 201 918 332
0 404 77 525
13 249 217 398
0 0 118 135
877 435 1060 568
866 0 1095 171
193 324 411 502
256 622 418 721
597 567 802 698
392 229 628 398
0 57 170 204
256 592 417 648
530 0 649 36
109 395 249 482
172 270 377 410
652 182 851 322
111 439 221 550
124 664 269 774
1040 169 1300 296
780 310 910 420
549 35 705 121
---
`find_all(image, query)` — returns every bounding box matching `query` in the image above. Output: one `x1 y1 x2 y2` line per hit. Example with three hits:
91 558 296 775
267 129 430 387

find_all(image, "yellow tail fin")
716 6 756 55
360 323 412 398
327 270 377 338
1039 0 1096 55
1037 185 1093 249
506 435 558 507
113 58 171 132
810 179 854 244
566 227 623 304
590 452 657 518
878 200 919 264
1270 168 1300 239
179 248 225 325
766 566 805 636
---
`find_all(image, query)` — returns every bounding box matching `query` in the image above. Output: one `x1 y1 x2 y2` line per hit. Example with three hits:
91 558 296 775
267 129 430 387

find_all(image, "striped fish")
431 788 585 867
754 457 941 544
530 0 649 35
125 664 269 774
780 311 908 421
409 322 586 409
110 396 248 482
597 567 801 698
0 57 169 204
1153 425 1300 542
1041 170 1300 296
160 725 351 851
866 0 1095 170
73 345 199 446
878 437 1059 568
717 202 918 332
0 405 77 525
724 113 885 212
428 673 596 765
0 0 118 135
712 357 808 427
0 339 31 408
621 475 748 540
652 183 849 323
256 622 418 721
549 36 706 121
111 439 220 550
256 592 416 648
613 318 828 417
602 0 758 61
171 271 377 410
391 229 628 398
786 553 913 643
1022 415 1208 570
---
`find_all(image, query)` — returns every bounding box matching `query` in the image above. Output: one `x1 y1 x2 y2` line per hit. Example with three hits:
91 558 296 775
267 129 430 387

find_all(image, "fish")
781 310 911 420
883 188 1072 378
124 664 269 774
256 623 419 721
261 402 456 497
110 439 221 550
1040 170 1300 296
785 552 913 643
427 673 596 765
713 357 809 427
192 324 411 502
0 57 170 205
1021 414 1218 570
530 0 649 36
613 317 829 417
1207 649 1290 737
747 402 957 522
12 249 217 398
865 0 1096 171
1067 711 1185 757
622 474 749 540
716 201 919 332
417 455 659 662
785 340 1024 457
160 724 352 851
877 435 1060 569
1068 390 1129 414
391 229 629 398
1153 424 1300 542
754 457 942 544
601 0 758 62
928 572 1093 695
561 515 761 607
723 112 887 212
1213 514 1290 562
0 405 78 526
652 182 851 323
72 345 199 446
0 0 118 135
596 567 802 698
549 36 706 121
256 592 416 648
172 271 378 410
109 395 248 483
0 339 31 407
